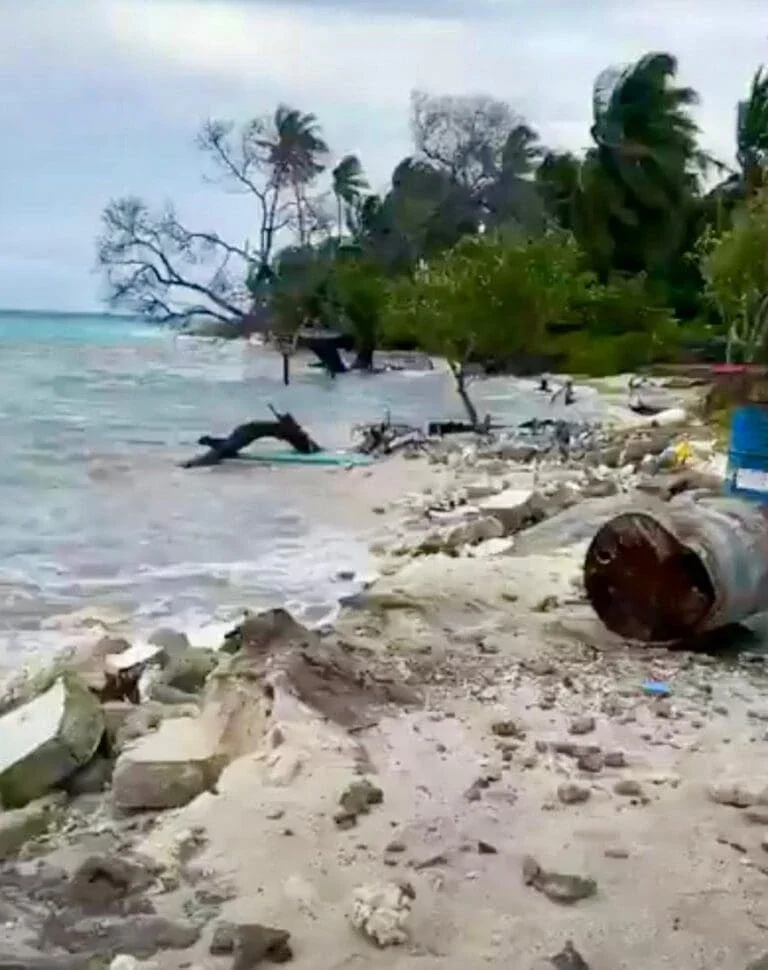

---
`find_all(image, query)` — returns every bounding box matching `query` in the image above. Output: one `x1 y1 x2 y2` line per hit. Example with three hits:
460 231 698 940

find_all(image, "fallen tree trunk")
182 409 322 468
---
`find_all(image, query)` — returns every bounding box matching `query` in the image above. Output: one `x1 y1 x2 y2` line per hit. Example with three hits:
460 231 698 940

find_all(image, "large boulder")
0 676 104 808
112 716 223 811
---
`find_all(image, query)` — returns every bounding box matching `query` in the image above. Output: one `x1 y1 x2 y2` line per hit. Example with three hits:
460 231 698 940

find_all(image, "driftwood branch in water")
182 409 322 467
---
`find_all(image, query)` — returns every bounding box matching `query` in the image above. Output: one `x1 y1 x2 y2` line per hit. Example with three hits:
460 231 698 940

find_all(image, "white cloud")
2 0 768 308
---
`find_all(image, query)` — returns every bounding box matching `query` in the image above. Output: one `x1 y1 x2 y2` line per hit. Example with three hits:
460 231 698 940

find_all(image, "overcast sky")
2 0 767 312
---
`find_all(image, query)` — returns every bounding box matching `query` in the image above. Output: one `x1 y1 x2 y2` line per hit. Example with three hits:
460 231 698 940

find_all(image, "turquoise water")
0 310 606 667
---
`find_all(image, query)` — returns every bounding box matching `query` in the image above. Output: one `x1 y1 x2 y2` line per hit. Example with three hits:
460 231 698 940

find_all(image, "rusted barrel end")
584 511 716 643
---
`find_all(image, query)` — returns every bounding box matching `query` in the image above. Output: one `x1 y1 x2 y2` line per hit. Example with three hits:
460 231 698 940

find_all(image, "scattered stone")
604 847 630 859
334 779 384 828
385 839 406 854
708 781 764 809
603 751 626 769
614 779 644 798
491 719 525 739
68 855 155 913
549 941 592 970
520 752 538 769
557 782 591 805
349 880 415 947
568 716 595 736
0 792 65 860
477 840 498 854
522 856 597 904
535 596 559 613
577 752 604 774
0 675 104 808
112 716 222 811
226 924 293 967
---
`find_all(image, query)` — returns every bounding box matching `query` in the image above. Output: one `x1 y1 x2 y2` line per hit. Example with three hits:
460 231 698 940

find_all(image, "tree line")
97 51 768 382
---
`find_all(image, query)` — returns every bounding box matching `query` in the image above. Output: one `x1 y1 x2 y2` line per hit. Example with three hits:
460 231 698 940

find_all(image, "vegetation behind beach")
97 53 768 377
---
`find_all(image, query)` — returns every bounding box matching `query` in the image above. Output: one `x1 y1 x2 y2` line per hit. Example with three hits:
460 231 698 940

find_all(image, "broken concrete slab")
0 793 66 860
0 676 104 808
478 488 535 534
112 716 222 811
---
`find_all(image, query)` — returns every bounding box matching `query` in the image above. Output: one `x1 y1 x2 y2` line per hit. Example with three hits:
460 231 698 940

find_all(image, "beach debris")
522 856 597 904
642 681 671 697
0 792 66 860
354 414 427 456
584 495 768 643
349 880 415 947
0 675 104 808
334 778 384 828
112 716 223 811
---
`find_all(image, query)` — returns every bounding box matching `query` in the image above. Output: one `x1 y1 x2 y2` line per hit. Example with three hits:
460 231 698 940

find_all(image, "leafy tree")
699 191 768 362
329 255 388 369
383 232 583 425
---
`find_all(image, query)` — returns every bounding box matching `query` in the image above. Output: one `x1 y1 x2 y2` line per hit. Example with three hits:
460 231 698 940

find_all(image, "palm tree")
712 68 768 205
262 106 329 245
332 155 368 240
482 124 546 231
583 52 704 281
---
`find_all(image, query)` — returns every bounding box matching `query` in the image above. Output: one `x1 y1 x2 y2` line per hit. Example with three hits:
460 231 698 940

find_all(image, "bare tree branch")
96 197 250 323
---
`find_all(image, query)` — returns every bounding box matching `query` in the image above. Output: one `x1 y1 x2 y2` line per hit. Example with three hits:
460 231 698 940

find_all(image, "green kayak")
241 449 374 467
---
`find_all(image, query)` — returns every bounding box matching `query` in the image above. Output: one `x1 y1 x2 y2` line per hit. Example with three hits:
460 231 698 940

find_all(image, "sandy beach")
3 381 768 970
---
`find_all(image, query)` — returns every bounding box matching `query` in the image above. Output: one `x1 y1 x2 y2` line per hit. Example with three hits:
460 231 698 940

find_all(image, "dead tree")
182 407 321 467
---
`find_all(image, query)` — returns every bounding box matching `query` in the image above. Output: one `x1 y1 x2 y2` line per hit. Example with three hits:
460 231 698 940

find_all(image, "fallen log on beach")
182 407 321 468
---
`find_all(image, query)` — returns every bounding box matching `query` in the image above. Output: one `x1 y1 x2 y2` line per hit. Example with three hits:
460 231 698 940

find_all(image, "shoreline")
6 380 768 969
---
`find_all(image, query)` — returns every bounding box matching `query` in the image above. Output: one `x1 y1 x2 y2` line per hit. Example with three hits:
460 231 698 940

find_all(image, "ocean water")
0 310 607 668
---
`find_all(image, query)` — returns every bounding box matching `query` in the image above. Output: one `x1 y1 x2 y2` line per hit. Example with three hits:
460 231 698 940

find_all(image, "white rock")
112 716 221 810
0 676 103 808
479 488 535 533
349 881 415 947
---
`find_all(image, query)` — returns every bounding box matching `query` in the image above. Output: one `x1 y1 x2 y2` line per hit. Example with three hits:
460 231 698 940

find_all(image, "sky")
1 0 767 312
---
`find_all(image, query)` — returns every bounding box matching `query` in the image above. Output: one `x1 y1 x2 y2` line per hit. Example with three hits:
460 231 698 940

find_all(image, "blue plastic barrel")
726 404 768 502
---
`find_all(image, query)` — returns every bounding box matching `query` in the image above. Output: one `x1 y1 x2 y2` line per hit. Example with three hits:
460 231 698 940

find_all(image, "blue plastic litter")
642 681 671 697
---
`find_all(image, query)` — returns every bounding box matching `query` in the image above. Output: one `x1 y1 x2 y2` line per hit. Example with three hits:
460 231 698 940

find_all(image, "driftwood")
182 407 321 468
354 414 427 457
